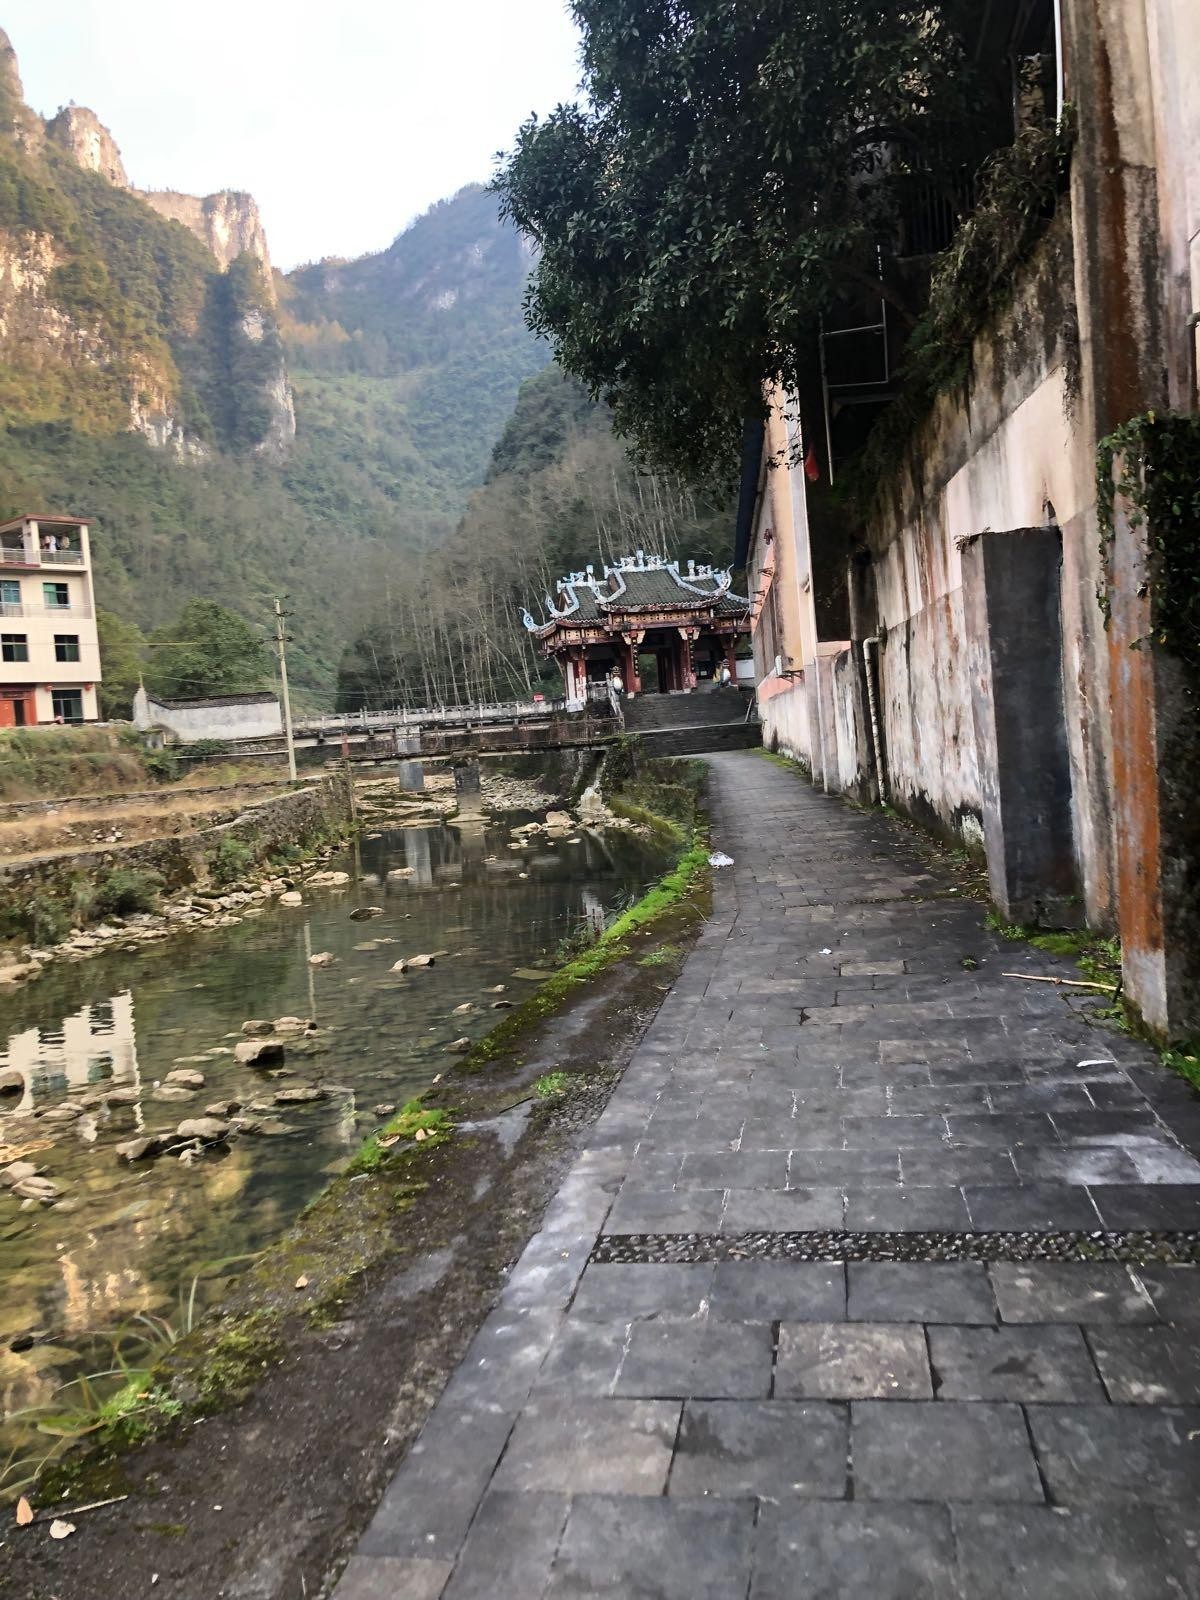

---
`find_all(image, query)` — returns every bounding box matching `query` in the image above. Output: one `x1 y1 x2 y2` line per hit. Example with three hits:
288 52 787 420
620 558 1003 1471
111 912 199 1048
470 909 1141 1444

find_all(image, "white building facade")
0 514 102 726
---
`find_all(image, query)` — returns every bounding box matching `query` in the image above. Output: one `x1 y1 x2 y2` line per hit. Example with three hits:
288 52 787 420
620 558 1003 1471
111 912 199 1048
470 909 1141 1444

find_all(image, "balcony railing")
0 542 86 567
0 601 25 617
33 603 92 618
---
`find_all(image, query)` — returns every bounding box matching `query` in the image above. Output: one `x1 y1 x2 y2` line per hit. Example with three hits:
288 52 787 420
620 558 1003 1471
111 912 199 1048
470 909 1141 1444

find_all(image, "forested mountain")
335 363 729 710
0 29 547 705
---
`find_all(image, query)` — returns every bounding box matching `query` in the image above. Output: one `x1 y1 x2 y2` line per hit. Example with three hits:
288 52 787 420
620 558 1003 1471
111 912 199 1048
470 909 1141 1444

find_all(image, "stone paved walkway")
334 751 1200 1599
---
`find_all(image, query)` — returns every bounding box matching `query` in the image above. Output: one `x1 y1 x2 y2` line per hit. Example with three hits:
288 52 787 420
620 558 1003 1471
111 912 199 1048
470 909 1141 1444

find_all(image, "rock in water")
308 951 338 968
279 891 303 907
234 1038 286 1066
444 1037 472 1054
452 1002 474 1015
392 953 435 972
165 1068 206 1089
176 1117 230 1143
273 1015 311 1033
242 1019 275 1036
1 1160 38 1187
306 870 350 887
153 1083 197 1102
273 1086 327 1105
349 906 385 920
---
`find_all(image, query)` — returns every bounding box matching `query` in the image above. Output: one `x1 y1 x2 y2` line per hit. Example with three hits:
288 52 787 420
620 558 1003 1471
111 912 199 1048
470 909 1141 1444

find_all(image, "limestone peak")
45 105 130 188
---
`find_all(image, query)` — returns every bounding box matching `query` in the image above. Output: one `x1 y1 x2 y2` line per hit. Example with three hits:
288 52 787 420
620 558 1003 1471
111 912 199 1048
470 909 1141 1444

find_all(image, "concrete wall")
133 687 283 743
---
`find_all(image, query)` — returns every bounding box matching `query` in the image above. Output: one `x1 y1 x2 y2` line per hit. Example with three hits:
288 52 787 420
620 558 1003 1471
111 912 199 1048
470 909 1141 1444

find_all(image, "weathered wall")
858 216 1113 902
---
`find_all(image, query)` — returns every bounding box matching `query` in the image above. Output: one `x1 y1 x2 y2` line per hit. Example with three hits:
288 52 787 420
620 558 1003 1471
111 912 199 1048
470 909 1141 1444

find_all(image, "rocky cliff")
0 29 292 456
141 189 274 284
45 106 129 187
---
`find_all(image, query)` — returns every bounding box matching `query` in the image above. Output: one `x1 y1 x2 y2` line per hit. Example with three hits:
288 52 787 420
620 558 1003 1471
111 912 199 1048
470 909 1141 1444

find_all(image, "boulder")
491 999 515 1009
234 1038 285 1066
273 1016 312 1034
241 1019 275 1036
452 1002 474 1015
0 960 41 985
103 1087 140 1107
12 1175 59 1203
349 906 385 920
306 870 351 887
1 1160 38 1188
544 810 573 832
153 1084 197 1102
206 1100 242 1118
392 953 435 972
165 1069 205 1090
444 1037 472 1054
279 891 303 907
39 1104 83 1125
273 1086 327 1105
372 1102 396 1117
386 867 414 881
176 1117 230 1143
308 951 338 968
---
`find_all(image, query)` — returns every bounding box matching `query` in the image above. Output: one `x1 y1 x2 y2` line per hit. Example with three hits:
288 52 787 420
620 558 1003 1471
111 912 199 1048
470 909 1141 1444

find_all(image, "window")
51 689 83 723
0 580 19 609
1 632 29 662
54 634 80 663
43 581 69 609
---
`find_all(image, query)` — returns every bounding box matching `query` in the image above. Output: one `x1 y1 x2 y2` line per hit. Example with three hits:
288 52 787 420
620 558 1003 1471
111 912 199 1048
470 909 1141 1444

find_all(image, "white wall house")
0 515 102 726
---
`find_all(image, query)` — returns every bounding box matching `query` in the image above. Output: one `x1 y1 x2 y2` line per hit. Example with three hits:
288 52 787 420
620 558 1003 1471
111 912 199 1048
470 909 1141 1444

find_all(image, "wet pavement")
332 751 1200 1599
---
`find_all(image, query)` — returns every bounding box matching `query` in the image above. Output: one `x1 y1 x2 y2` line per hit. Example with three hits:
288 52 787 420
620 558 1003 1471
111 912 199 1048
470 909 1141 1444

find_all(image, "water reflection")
0 818 667 1449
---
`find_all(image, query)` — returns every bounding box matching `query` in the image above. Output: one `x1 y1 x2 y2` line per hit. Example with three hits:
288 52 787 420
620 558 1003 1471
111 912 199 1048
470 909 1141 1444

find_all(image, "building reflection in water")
0 990 142 1120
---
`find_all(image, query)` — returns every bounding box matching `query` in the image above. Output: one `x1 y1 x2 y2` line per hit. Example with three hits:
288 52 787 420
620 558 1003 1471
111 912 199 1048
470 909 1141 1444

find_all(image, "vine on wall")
1096 410 1200 680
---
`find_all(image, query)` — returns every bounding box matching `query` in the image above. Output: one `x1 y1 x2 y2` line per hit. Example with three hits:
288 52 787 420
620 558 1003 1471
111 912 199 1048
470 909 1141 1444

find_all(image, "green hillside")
336 363 730 711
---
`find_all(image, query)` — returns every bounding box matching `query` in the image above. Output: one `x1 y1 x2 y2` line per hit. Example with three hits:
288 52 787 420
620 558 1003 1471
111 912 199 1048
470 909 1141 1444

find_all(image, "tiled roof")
522 554 749 636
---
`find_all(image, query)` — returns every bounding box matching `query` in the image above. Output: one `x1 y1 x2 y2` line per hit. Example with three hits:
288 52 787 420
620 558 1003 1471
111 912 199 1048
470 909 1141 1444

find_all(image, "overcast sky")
3 0 582 270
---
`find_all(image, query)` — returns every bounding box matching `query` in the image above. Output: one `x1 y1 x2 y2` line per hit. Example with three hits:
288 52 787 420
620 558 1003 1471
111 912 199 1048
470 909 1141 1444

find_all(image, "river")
0 809 668 1473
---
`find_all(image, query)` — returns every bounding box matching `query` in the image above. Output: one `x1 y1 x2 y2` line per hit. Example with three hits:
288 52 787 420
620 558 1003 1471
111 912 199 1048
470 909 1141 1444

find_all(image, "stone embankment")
0 774 355 985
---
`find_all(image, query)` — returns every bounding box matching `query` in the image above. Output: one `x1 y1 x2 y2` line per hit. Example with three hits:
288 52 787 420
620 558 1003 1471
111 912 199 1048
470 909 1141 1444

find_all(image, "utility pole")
273 597 297 782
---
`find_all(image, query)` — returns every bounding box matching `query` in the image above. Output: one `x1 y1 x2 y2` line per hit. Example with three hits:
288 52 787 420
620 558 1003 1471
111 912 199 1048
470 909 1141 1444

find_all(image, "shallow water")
0 815 666 1453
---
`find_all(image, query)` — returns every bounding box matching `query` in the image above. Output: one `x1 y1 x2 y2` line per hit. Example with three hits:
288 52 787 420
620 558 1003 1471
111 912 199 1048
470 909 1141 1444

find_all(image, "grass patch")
637 943 681 968
535 1072 571 1099
349 1098 453 1175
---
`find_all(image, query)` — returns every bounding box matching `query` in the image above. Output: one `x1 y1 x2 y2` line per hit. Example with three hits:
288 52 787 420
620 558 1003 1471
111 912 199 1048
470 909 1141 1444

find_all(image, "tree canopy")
496 1 993 485
145 599 269 699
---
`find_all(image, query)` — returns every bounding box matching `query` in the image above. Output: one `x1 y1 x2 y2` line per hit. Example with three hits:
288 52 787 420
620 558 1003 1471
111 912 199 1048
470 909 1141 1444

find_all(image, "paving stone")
570 1263 713 1322
1137 1264 1200 1322
843 1185 971 1232
1090 1184 1200 1230
534 1320 628 1397
897 1149 1020 1186
708 1260 846 1321
775 1322 932 1400
437 1305 563 1408
669 1399 847 1498
948 1113 1060 1147
841 1114 950 1148
750 1502 961 1600
547 1494 755 1599
616 1319 775 1399
851 1400 1042 1502
1051 1111 1165 1145
721 1186 844 1232
990 1263 1158 1324
1013 1146 1142 1185
334 1557 452 1600
963 1183 1102 1231
603 1187 727 1235
1088 1326 1200 1404
441 1493 567 1600
357 1406 518 1559
1029 1403 1200 1502
494 1399 680 1494
785 1149 901 1184
678 1151 787 1188
928 1324 1106 1402
952 1505 1199 1599
847 1262 997 1324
